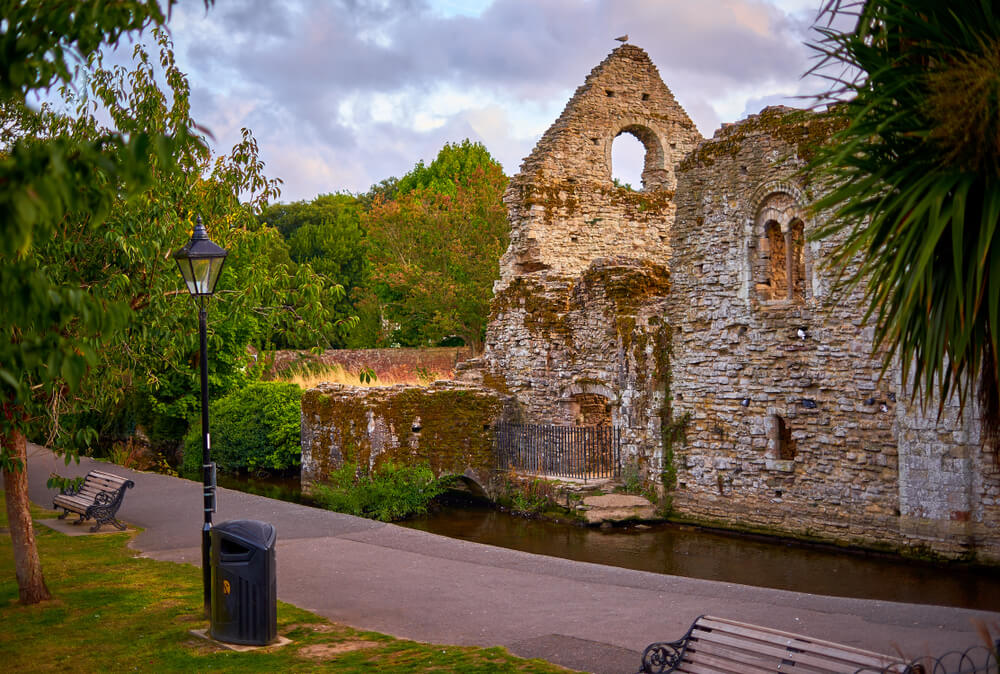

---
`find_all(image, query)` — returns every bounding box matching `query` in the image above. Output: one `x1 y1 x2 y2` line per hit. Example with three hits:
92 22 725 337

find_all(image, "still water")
218 476 999 611
400 499 999 612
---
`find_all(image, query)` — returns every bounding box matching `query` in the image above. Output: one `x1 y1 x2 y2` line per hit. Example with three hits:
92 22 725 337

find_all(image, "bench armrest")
638 638 687 674
93 490 116 506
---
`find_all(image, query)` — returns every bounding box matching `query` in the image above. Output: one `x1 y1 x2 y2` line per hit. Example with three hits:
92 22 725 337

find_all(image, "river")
218 475 999 611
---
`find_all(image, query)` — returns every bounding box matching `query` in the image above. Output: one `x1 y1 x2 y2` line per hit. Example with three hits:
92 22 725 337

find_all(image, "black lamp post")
173 215 228 617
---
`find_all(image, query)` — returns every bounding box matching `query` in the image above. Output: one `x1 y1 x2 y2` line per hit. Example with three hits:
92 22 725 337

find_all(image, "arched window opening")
570 393 612 426
753 192 807 302
788 219 805 298
760 220 787 300
608 124 668 191
611 132 644 191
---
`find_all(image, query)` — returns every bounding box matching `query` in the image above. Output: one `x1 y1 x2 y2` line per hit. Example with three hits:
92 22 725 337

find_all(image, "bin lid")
214 519 276 548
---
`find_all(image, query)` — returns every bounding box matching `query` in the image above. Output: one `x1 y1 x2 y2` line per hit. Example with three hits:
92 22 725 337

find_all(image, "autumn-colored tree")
364 145 509 352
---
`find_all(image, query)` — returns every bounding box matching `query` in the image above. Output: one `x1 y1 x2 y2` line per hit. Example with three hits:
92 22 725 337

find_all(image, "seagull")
796 327 807 340
615 34 629 43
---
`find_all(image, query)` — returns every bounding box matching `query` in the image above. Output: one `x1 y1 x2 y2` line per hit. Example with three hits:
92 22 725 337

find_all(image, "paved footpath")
27 445 999 673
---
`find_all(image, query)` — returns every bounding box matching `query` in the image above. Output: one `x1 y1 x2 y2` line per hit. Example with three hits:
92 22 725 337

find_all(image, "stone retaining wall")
300 382 517 494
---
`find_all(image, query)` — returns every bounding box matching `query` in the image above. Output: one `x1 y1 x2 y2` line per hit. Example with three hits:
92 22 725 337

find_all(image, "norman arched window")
753 192 806 302
607 123 669 191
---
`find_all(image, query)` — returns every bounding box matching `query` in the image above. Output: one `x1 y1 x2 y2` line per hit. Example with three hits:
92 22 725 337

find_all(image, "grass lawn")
0 493 571 672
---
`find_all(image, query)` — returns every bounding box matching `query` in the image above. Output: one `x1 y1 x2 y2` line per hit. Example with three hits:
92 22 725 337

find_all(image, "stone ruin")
463 44 1000 562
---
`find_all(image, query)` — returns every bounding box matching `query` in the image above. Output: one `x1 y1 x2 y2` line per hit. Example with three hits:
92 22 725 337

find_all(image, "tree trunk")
2 430 51 604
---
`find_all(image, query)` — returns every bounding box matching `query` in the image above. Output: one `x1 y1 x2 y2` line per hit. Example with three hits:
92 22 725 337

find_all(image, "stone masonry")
475 45 1000 561
300 381 518 495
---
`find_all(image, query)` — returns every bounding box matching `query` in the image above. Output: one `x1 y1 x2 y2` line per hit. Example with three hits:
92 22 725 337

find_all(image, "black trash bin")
210 519 277 645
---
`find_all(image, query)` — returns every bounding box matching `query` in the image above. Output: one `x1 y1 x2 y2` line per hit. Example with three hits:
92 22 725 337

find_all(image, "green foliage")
499 473 557 516
3 28 352 456
183 382 303 475
311 462 450 521
364 142 510 352
620 461 643 494
45 474 83 494
395 139 499 196
809 0 1000 449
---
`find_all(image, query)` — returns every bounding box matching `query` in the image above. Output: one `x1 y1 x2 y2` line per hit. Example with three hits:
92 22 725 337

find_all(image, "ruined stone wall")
480 45 699 468
300 382 516 493
666 107 1000 561
896 386 1000 560
476 45 999 561
496 45 701 291
483 258 671 466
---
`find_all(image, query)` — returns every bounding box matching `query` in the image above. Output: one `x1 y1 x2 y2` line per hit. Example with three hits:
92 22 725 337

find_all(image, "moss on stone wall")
602 185 675 213
301 384 507 488
489 277 572 334
679 107 848 170
580 260 670 316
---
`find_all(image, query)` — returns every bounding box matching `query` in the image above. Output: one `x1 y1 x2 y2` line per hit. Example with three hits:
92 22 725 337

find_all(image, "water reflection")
401 502 1000 611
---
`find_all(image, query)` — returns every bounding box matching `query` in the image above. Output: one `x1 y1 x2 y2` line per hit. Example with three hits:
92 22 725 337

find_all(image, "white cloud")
158 0 829 201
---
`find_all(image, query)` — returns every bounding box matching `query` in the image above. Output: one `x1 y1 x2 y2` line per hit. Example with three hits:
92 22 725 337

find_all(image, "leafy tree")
395 139 499 196
0 0 207 605
19 30 347 457
364 145 509 352
285 194 367 346
0 1 346 604
809 1 1000 453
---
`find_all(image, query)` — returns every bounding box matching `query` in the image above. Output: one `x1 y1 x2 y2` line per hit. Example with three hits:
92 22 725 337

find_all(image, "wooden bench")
638 616 905 674
52 470 134 532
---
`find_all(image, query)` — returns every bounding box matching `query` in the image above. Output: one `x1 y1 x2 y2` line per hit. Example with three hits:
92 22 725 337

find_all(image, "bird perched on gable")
615 34 628 43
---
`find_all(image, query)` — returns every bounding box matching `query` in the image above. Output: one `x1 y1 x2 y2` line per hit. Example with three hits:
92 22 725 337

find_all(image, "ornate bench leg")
72 513 86 525
638 640 687 674
57 509 69 520
89 516 126 533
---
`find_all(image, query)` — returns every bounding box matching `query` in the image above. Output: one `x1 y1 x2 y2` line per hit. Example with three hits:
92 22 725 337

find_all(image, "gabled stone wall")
496 45 701 291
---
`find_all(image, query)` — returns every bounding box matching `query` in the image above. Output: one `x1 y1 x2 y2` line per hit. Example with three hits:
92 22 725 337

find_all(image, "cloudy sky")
159 0 834 202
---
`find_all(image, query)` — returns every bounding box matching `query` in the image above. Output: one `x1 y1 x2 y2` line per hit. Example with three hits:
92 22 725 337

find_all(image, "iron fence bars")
854 640 1000 674
493 422 621 480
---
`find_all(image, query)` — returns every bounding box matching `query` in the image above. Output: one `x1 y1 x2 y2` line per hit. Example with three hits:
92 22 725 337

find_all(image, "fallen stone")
581 494 656 524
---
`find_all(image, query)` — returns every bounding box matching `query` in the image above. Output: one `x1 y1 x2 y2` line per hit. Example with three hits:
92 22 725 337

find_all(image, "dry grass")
279 363 431 390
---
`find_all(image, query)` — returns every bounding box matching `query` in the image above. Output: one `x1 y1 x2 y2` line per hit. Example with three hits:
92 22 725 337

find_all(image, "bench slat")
691 631 873 673
87 470 128 486
697 617 898 668
679 648 780 674
700 617 890 659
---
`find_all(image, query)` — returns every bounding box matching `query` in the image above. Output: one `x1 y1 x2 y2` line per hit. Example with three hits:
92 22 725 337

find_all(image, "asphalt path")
26 444 1000 673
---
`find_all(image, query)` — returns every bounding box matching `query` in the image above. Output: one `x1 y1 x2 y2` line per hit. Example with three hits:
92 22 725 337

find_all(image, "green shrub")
499 472 557 516
183 381 302 475
311 462 450 522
